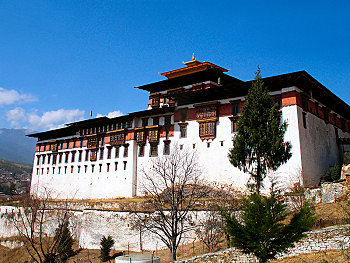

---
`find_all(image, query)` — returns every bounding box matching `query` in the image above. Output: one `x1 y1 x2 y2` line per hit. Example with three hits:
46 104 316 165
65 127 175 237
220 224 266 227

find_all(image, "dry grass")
272 249 350 263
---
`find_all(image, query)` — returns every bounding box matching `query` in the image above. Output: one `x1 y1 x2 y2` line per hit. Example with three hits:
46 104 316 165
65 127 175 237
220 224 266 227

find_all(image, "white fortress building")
28 56 350 199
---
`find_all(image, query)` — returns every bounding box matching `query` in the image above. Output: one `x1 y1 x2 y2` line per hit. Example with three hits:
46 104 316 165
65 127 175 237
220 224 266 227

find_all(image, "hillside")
0 128 36 164
0 159 32 195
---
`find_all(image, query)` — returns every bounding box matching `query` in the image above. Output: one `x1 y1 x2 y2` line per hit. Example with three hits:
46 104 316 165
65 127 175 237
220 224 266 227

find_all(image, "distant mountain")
0 129 37 164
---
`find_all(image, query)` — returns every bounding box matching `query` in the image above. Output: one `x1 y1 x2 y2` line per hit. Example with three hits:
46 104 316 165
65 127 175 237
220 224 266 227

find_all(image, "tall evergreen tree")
228 67 292 194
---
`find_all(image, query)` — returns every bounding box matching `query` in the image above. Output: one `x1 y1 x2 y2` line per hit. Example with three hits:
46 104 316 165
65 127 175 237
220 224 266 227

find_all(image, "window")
59 153 62 163
91 164 95 173
151 94 160 107
115 162 118 171
180 144 183 150
85 150 89 161
71 151 75 163
84 165 87 173
78 150 82 162
36 168 39 175
199 122 216 140
272 97 282 110
302 112 307 129
52 154 57 165
71 166 74 173
37 155 41 165
207 142 211 148
196 105 217 120
47 167 49 174
100 136 105 146
315 102 319 116
99 148 104 160
142 118 148 127
323 107 329 124
58 167 61 174
72 140 76 148
164 141 170 155
123 144 129 157
153 117 159 126
127 121 132 128
115 146 120 158
47 154 51 164
231 119 238 133
99 164 102 173
193 143 196 149
179 123 188 138
52 167 55 174
41 168 44 174
64 166 67 174
42 155 46 164
220 141 224 146
232 102 240 115
107 147 112 159
78 166 81 173
136 130 145 143
107 163 110 172
165 115 171 125
148 129 159 142
180 110 187 122
66 141 70 149
110 132 125 145
139 144 145 157
123 161 127 170
87 137 98 148
65 152 69 163
90 149 97 161
301 95 309 111
150 144 158 156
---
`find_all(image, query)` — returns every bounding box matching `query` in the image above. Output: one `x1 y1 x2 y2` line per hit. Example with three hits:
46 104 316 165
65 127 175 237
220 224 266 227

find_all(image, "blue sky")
0 0 349 131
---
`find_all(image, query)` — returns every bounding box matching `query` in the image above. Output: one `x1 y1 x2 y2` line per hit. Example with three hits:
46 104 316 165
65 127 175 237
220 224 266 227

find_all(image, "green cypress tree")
100 236 115 262
221 185 316 263
54 219 74 262
228 66 292 194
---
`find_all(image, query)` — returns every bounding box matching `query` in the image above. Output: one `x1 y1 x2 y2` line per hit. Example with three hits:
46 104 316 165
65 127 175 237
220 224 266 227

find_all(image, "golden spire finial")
192 53 196 61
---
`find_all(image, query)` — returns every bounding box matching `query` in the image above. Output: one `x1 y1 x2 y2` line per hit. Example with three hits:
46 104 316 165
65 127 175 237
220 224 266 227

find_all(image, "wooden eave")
128 106 175 118
160 62 229 79
135 69 242 93
27 126 77 141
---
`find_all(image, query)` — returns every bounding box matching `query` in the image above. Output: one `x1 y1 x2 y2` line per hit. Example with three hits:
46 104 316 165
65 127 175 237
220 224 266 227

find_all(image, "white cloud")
107 110 123 118
6 108 85 131
6 107 27 128
0 87 37 106
96 110 123 118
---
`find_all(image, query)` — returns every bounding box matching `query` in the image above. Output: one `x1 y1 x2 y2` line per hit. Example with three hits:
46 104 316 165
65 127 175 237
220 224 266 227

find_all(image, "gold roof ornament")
183 53 202 67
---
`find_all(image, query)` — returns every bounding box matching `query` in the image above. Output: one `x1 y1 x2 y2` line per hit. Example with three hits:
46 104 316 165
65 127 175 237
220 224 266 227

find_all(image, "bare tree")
129 214 149 252
5 191 76 263
137 145 205 261
195 211 225 252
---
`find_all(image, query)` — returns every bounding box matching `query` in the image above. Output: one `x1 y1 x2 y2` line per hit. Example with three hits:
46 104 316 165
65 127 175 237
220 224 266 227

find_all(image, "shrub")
100 236 115 262
221 186 316 263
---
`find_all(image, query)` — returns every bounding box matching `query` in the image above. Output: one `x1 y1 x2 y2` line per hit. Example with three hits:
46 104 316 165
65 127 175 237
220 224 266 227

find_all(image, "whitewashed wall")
30 87 350 199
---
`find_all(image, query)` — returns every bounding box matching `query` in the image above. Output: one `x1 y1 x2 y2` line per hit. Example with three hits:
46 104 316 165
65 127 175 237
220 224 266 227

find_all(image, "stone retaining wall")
176 225 350 263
